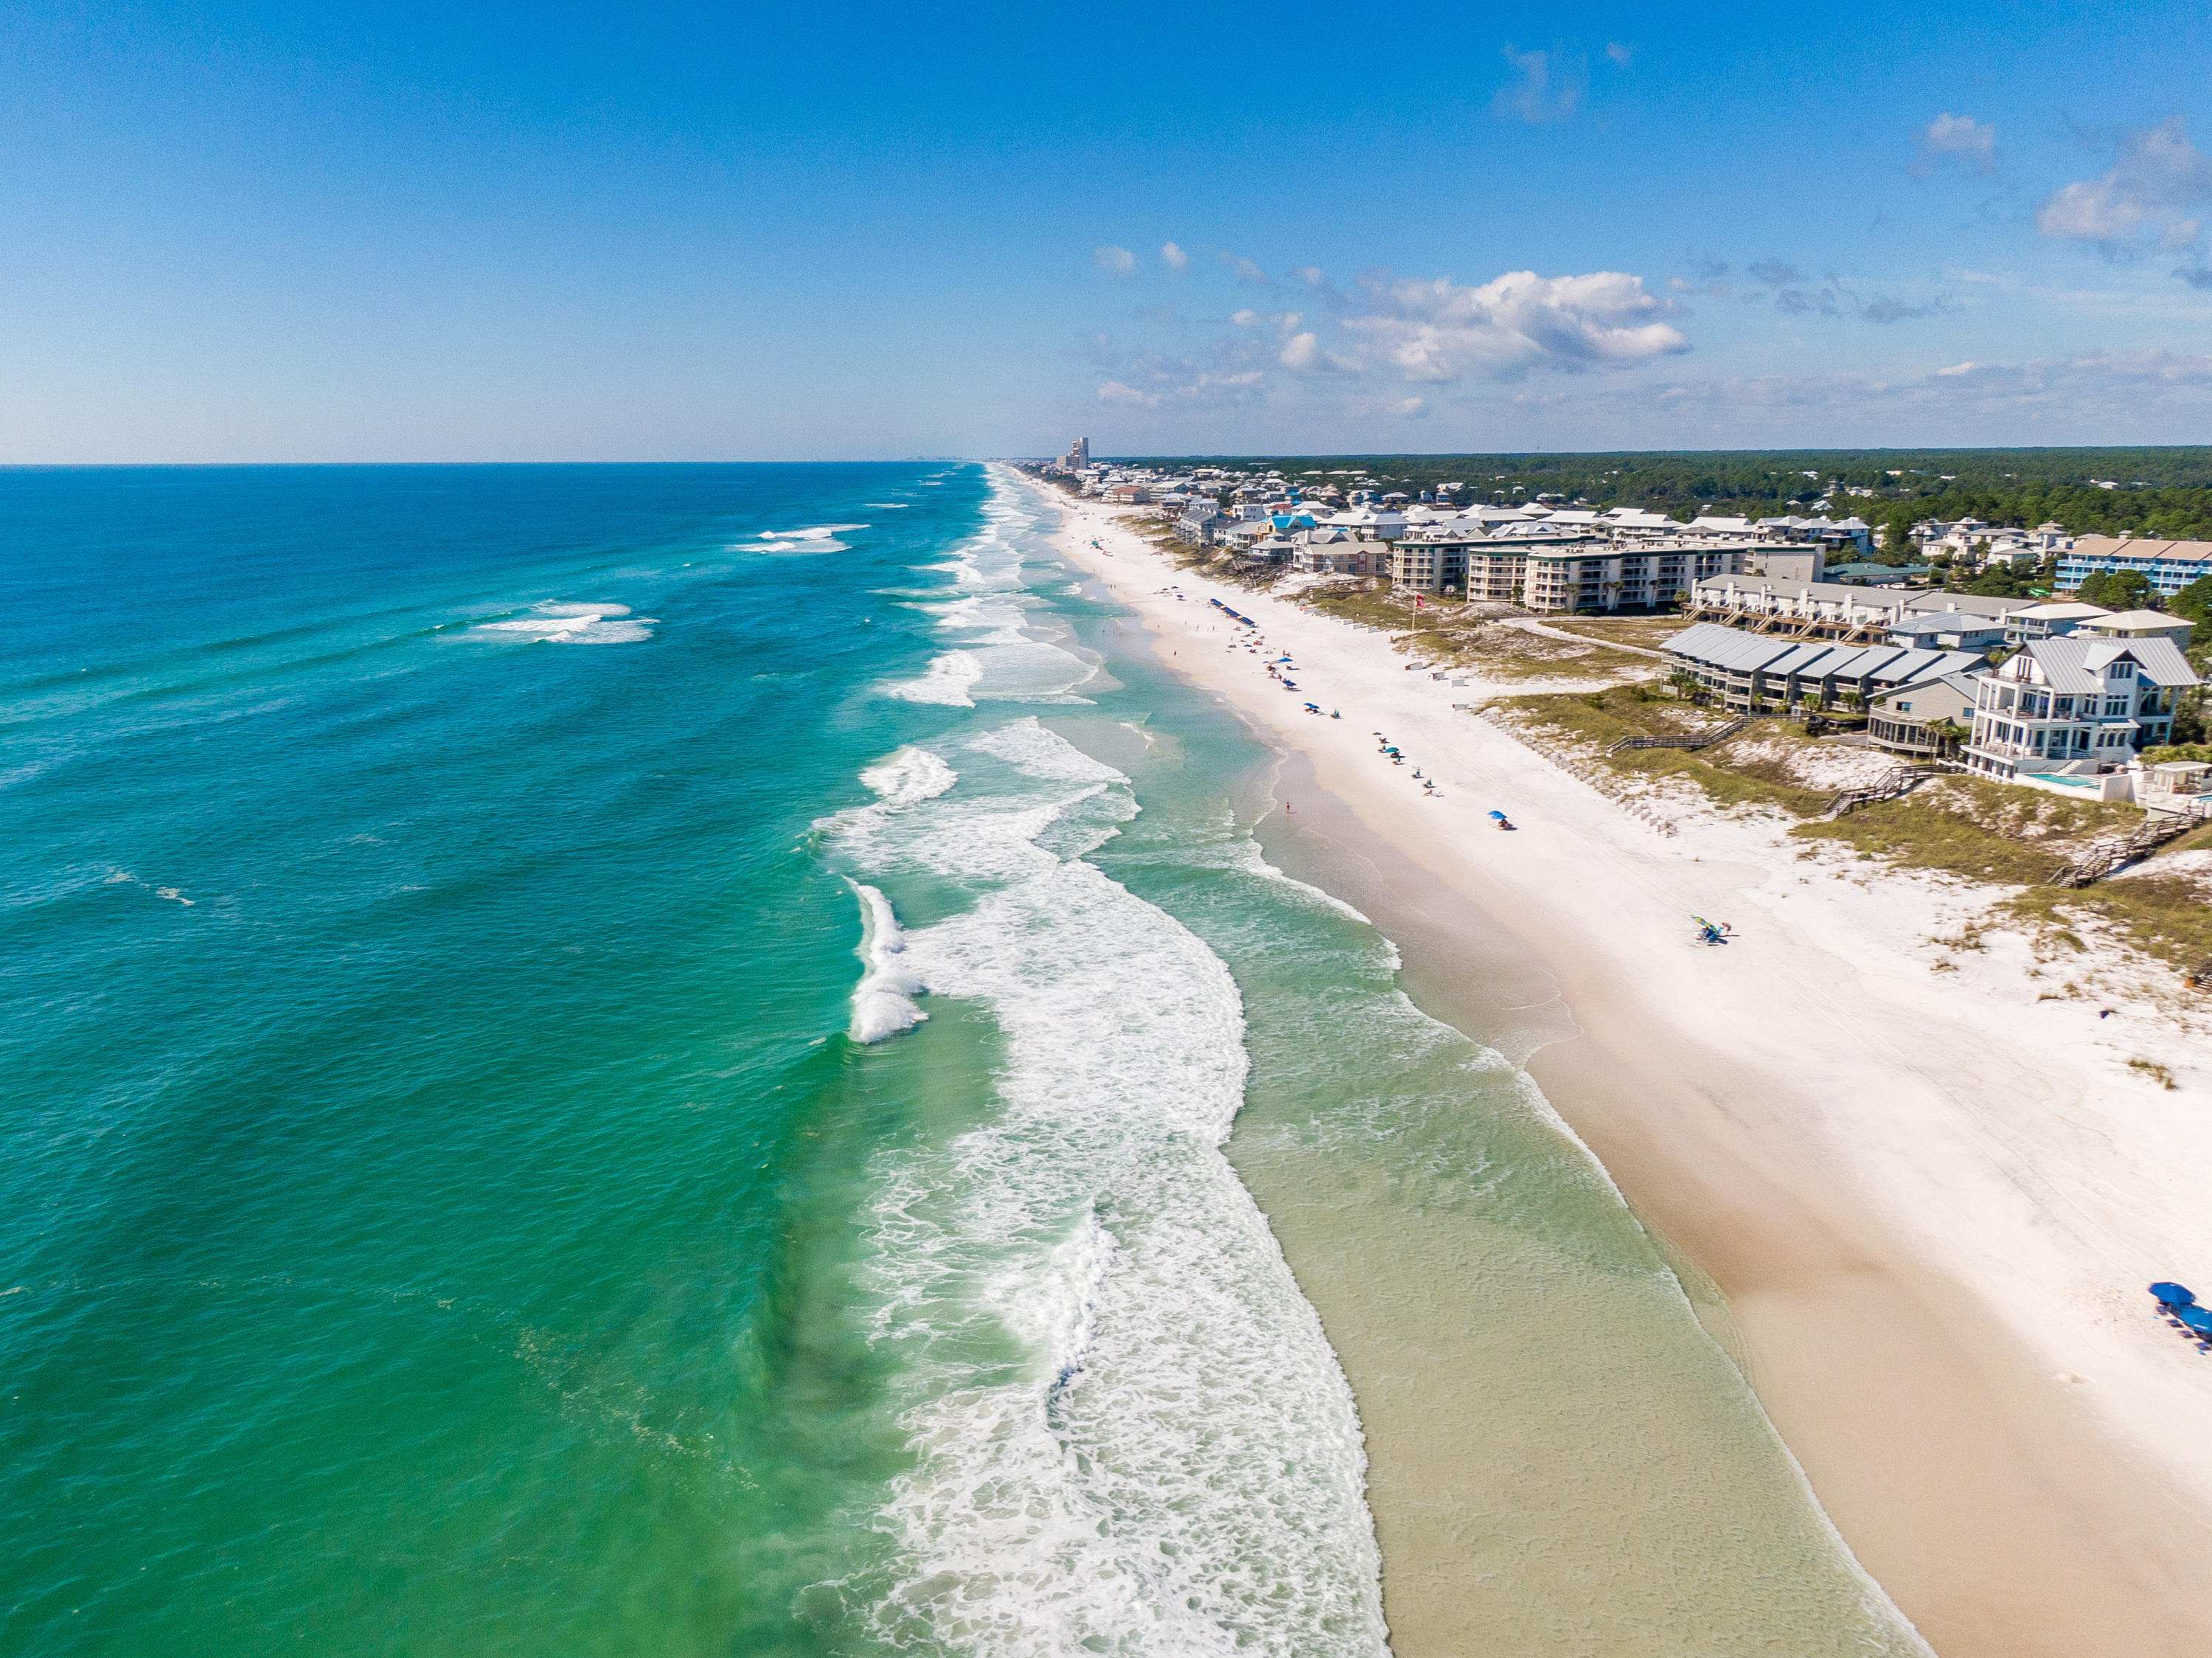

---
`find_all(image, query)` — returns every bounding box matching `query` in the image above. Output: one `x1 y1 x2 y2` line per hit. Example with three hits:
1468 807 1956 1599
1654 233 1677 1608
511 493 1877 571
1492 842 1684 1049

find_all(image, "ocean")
0 462 1921 1655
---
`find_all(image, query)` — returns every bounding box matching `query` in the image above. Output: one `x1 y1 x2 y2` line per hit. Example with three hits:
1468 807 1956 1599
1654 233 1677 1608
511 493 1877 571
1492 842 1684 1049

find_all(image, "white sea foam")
472 602 653 644
878 496 1100 704
751 538 849 555
859 746 959 807
825 706 1387 1657
883 652 984 706
967 716 1124 784
847 881 928 1042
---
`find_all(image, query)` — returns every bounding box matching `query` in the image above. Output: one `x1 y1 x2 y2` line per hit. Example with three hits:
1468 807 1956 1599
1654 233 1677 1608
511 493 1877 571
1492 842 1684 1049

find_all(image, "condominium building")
1517 539 1750 614
2056 535 2212 597
1685 577 2040 642
1387 537 1467 594
1665 621 1981 715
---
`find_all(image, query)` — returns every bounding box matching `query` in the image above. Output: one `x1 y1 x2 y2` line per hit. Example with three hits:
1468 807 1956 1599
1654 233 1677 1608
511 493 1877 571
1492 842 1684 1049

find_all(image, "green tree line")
1121 447 2212 549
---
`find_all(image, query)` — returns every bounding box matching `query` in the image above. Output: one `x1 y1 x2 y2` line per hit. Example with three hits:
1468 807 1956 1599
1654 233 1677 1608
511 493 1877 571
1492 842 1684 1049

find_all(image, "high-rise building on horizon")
1062 436 1090 472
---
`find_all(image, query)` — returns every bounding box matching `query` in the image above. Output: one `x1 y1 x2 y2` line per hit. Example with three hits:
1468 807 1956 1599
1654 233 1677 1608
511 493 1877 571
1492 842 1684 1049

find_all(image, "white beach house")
1961 636 2199 791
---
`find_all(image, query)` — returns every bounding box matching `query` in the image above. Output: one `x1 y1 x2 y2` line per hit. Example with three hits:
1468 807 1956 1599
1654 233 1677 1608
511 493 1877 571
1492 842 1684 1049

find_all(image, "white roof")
2085 608 2188 631
2014 601 2109 620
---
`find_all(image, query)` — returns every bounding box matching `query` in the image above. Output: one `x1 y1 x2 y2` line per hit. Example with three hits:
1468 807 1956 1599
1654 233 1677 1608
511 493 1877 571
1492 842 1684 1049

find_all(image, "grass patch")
1303 581 1416 631
2008 873 2212 978
1792 776 2145 880
1424 624 1652 682
1792 782 2212 975
1298 589 1648 679
1498 690 1831 815
2128 1058 2179 1090
1539 614 1692 652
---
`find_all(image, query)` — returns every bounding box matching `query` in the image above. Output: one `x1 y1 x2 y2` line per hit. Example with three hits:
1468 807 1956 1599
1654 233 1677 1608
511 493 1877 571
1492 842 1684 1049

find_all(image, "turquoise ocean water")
1 462 1917 1656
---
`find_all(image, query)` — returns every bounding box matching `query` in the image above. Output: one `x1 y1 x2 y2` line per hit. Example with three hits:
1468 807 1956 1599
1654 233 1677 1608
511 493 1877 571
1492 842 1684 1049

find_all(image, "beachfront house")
1867 671 1983 758
1289 535 1375 577
1961 636 2200 794
1173 500 1220 544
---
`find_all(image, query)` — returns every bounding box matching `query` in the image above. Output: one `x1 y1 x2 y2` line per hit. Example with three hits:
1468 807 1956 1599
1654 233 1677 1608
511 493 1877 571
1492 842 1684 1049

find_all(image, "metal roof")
1812 645 1907 681
1763 642 1834 676
2023 635 2202 691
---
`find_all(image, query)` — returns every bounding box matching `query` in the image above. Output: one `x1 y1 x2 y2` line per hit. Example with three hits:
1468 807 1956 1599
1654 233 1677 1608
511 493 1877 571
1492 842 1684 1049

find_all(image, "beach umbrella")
2178 1305 2212 1337
1488 811 1507 821
2152 1281 2197 1307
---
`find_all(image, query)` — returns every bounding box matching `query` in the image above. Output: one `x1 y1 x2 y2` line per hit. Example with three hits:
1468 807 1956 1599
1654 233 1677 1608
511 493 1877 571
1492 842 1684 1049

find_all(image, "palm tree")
1921 717 1965 757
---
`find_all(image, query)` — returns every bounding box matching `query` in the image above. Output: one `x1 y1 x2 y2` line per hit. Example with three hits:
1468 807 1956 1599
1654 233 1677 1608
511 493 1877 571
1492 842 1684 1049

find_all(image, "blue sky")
6 1 2212 459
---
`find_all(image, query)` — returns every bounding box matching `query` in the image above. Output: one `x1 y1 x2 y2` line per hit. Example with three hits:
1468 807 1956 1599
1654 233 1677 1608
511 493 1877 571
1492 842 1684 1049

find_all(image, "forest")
1121 447 2212 555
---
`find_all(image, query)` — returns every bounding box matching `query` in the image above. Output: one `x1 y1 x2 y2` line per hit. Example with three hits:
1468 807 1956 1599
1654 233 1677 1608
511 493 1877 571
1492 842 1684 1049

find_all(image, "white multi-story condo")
1520 541 1750 613
1961 636 2199 783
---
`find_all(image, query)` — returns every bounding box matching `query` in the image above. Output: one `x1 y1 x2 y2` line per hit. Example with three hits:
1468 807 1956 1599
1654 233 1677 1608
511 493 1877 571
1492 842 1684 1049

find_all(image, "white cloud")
1279 332 1360 375
1093 245 1137 276
1391 396 1429 418
1231 308 1308 341
1604 41 1633 67
1344 270 1687 381
1936 361 1975 375
2037 117 2212 251
1160 241 1189 274
1492 46 1584 123
1916 113 1996 177
1097 379 1154 405
1222 253 1267 283
1290 266 1326 288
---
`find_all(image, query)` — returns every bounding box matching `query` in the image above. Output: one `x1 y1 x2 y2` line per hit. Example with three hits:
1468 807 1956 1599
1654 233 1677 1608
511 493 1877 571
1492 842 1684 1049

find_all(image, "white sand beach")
1046 489 2212 1658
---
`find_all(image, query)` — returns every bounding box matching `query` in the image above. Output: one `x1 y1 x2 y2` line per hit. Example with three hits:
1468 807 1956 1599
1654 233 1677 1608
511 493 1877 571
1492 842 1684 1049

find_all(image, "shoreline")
1040 484 2212 1656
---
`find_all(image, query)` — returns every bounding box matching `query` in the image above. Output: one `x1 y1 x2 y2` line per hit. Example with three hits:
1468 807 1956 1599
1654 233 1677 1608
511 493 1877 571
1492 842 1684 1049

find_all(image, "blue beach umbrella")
2152 1281 2197 1307
2177 1305 2212 1337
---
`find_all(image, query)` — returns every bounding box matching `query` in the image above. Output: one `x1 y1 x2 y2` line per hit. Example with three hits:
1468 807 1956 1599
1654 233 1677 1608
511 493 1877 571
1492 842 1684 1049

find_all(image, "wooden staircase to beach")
2047 807 2208 889
1823 763 1958 820
1608 716 1750 756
